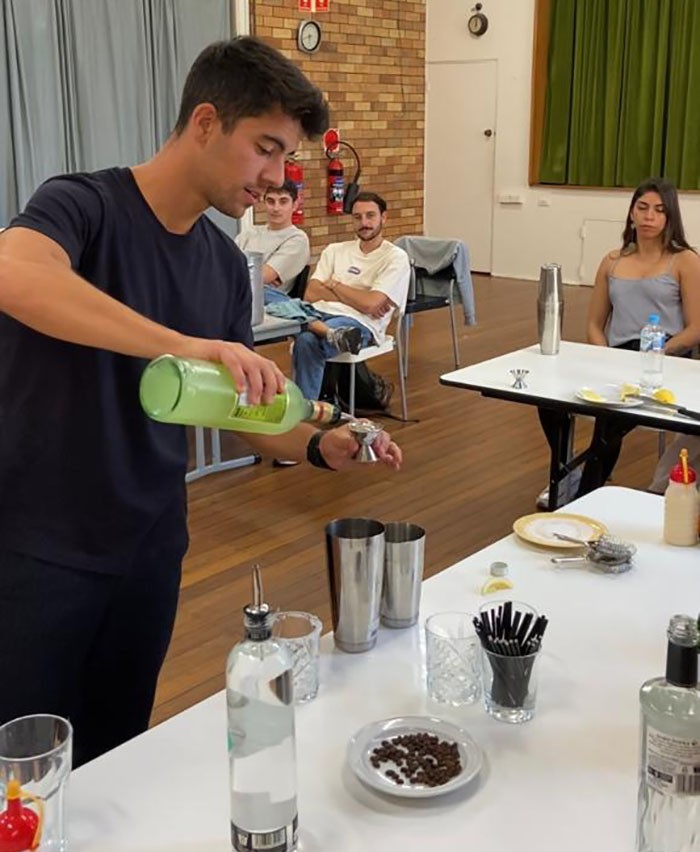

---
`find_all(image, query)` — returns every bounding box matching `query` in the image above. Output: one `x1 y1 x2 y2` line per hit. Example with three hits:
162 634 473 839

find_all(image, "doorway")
424 60 497 274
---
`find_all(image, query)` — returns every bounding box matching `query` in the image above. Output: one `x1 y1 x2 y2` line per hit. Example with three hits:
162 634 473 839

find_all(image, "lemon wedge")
620 382 640 399
480 577 514 595
578 388 605 403
652 387 676 404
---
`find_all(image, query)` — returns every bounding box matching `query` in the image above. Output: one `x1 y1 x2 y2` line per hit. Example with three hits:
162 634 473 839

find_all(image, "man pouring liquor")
0 37 402 766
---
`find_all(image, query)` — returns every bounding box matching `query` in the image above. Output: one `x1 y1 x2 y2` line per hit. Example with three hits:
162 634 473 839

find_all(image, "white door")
425 60 497 274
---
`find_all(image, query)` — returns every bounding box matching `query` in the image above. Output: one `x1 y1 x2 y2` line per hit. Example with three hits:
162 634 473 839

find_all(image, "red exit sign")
299 0 328 10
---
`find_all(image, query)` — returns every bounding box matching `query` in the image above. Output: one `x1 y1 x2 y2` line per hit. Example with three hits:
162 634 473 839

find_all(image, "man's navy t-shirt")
0 167 253 574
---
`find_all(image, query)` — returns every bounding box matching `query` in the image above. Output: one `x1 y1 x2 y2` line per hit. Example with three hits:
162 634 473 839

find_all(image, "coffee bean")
369 733 462 788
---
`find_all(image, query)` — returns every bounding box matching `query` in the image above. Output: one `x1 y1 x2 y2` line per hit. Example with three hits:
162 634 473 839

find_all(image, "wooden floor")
151 275 661 725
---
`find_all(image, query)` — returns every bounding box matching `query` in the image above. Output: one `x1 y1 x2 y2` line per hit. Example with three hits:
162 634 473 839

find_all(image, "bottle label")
231 815 298 852
646 725 700 795
231 391 287 425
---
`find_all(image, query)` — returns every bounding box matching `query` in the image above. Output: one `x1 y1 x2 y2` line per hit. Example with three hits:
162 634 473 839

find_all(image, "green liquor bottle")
140 354 345 435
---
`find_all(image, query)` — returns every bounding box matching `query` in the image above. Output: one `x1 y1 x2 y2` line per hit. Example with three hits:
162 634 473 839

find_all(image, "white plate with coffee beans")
346 715 483 799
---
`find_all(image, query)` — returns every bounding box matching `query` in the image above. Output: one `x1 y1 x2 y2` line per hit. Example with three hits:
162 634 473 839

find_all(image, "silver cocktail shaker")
325 518 385 653
537 263 563 355
244 250 265 327
380 522 425 628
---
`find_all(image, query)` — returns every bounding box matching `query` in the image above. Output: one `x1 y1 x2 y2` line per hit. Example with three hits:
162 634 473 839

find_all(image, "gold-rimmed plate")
513 513 608 548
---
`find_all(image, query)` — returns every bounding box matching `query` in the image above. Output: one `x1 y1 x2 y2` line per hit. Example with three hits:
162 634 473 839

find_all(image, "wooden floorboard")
151 275 660 725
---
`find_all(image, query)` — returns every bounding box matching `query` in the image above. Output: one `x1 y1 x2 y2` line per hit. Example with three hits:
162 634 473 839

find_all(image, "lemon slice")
620 382 640 399
652 387 676 404
578 388 605 403
480 577 514 595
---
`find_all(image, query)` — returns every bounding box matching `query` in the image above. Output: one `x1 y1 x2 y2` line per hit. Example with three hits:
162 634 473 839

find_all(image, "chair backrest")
395 235 458 300
288 264 310 299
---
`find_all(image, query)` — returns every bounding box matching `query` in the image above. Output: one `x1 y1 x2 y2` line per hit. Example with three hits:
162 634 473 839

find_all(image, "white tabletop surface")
441 341 700 432
69 486 700 851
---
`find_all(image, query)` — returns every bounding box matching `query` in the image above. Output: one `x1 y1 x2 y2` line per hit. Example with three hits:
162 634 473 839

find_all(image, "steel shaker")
244 250 265 327
380 522 425 628
537 263 563 355
325 518 385 653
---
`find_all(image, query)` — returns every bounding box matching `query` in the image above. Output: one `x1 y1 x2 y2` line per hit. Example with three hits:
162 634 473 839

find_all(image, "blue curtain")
0 0 231 225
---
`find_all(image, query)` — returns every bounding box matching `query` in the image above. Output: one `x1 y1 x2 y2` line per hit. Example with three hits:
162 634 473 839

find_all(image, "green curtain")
539 0 700 189
664 0 700 189
538 0 576 183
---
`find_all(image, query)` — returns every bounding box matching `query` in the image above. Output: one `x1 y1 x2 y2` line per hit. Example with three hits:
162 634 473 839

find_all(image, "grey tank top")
606 254 684 347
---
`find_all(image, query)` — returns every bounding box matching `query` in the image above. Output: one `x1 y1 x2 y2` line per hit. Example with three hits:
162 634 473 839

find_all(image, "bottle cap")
669 463 697 484
489 561 509 577
648 313 660 324
669 448 697 484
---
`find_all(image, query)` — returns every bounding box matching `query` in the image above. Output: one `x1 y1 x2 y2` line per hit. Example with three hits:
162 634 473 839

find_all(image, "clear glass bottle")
640 313 665 391
226 566 298 852
636 614 700 852
140 354 345 434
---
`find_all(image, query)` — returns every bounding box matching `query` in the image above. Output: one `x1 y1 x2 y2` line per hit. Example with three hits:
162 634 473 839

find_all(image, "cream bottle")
663 448 699 547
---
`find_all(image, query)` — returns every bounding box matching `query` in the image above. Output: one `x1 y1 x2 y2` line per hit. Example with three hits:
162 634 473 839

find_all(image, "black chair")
287 265 310 299
400 260 460 378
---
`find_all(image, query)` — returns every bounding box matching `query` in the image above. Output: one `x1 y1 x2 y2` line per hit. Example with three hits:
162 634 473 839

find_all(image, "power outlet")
497 192 524 205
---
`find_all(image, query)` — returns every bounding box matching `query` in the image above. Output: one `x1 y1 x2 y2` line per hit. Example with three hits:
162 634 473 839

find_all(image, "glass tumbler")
0 714 73 851
478 599 541 724
271 611 322 704
480 646 541 724
425 612 480 706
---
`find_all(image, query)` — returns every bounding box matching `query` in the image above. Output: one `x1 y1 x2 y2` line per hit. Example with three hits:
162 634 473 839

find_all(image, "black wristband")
306 430 334 470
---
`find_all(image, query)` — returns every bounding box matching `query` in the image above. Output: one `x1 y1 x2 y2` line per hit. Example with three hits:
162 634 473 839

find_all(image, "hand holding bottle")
179 337 286 404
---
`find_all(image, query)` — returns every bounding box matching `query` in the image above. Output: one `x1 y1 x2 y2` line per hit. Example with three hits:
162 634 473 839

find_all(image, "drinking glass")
425 612 480 705
478 599 541 723
480 646 541 724
271 611 322 704
0 714 72 851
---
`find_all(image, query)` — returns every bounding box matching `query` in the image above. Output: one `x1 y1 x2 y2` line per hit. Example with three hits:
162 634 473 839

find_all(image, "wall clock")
468 4 489 37
297 20 322 54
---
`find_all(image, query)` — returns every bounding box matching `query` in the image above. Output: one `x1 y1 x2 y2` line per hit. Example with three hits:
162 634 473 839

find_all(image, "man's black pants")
0 520 185 768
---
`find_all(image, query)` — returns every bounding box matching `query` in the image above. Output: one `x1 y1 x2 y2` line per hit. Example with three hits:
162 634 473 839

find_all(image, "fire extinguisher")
327 156 344 216
284 158 304 225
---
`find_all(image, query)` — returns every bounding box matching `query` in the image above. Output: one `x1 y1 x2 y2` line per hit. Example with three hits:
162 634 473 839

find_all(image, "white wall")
426 0 700 284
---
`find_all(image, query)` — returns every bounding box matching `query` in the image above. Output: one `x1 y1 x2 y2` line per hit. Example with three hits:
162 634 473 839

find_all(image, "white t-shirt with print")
311 239 410 343
235 224 310 293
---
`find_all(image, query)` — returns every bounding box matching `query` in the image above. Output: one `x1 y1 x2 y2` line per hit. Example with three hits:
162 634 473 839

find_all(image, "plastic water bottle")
639 314 665 391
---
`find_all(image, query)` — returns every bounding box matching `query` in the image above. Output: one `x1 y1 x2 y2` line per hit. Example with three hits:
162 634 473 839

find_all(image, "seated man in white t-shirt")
235 180 310 298
275 191 410 401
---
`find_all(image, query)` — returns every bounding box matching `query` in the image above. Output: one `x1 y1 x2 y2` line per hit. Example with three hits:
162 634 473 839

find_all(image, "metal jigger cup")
349 419 383 463
509 368 529 389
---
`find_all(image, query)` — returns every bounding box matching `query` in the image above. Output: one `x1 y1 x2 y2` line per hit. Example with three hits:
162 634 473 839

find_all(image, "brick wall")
251 0 425 261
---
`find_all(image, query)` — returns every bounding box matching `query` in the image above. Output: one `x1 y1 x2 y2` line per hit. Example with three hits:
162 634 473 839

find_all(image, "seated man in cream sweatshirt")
266 191 410 401
235 179 310 298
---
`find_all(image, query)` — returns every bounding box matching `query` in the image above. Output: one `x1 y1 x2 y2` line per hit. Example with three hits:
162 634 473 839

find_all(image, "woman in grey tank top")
539 178 700 506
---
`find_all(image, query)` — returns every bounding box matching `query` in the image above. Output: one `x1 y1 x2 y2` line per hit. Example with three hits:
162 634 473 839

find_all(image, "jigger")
510 368 529 389
349 418 383 463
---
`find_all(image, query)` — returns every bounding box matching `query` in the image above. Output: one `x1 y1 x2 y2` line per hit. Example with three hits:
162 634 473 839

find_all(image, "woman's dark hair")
621 177 693 254
174 37 329 139
352 191 387 214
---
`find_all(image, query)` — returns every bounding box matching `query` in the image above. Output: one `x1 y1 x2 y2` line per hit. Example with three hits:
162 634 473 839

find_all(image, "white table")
69 486 700 851
440 341 700 507
186 314 305 482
